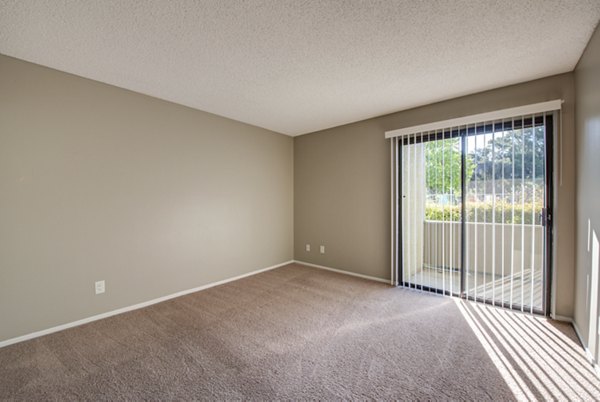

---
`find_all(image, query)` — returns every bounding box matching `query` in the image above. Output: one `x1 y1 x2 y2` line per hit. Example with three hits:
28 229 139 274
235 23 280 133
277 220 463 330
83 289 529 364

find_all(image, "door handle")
539 208 549 227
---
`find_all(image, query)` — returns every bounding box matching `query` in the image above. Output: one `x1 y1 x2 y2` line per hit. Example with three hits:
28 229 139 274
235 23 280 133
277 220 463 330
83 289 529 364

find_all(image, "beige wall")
294 74 576 318
0 55 294 343
574 23 600 362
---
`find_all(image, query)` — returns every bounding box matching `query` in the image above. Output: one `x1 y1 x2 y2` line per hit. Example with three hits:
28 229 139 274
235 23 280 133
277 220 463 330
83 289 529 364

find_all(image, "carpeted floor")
0 263 598 400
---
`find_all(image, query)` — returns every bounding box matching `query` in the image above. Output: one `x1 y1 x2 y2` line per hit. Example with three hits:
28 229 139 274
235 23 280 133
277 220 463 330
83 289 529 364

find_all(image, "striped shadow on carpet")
0 263 597 399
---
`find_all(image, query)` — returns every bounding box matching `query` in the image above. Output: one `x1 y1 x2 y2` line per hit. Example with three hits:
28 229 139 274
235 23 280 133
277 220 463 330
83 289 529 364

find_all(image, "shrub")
424 201 543 224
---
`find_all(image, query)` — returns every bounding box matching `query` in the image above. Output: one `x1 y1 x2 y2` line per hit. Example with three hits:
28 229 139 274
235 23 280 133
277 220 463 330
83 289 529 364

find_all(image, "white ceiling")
1 1 599 136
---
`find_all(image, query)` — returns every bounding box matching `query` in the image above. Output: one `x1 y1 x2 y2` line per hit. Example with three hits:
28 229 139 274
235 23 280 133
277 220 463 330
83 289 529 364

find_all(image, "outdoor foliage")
416 125 546 226
425 138 475 196
425 201 543 225
424 127 545 196
471 126 545 182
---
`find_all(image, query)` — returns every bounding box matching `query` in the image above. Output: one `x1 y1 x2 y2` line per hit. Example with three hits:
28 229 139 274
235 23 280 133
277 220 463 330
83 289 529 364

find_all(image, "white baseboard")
571 320 600 377
0 260 294 349
293 260 390 284
551 314 573 322
551 315 600 377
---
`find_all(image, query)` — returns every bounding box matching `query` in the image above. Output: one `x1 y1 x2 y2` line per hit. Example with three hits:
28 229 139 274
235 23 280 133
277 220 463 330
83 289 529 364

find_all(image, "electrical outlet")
95 280 105 295
305 244 311 252
320 245 325 254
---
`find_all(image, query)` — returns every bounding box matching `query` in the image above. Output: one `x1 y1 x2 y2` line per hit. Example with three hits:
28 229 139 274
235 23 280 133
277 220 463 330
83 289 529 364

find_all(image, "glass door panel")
464 118 548 312
399 114 551 314
401 134 462 296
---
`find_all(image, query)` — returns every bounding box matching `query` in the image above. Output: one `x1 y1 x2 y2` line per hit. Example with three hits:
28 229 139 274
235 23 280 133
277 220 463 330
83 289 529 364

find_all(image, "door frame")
395 114 554 316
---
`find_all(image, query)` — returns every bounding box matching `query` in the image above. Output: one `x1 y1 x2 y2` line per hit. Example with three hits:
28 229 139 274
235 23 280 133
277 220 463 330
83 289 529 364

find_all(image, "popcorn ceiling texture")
0 0 599 135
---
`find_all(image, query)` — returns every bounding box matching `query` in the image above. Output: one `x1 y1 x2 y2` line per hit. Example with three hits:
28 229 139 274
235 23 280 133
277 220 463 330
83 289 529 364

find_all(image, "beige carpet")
0 263 597 400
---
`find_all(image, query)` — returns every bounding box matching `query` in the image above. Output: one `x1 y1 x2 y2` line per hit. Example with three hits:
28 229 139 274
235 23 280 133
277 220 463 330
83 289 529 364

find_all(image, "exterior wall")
422 222 544 277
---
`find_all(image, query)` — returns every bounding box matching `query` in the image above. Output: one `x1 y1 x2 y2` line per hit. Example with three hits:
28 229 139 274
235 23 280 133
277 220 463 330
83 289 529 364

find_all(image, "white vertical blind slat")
392 137 396 286
492 120 497 304
530 115 537 312
520 115 526 312
510 116 516 310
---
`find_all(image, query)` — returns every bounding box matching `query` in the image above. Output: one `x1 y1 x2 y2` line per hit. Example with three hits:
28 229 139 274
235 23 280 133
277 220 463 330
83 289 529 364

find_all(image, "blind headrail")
384 100 562 139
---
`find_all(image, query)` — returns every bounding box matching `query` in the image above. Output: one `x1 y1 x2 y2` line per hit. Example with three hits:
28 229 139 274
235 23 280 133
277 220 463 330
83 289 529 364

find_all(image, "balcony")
404 220 544 310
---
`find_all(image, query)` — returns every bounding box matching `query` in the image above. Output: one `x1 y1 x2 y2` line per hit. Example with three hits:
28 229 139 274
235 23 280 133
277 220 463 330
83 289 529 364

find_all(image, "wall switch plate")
95 280 105 295
305 244 310 252
320 245 325 254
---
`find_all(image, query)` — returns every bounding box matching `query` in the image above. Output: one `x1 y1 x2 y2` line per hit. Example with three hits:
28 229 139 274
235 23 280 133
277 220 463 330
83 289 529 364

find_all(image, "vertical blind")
388 101 561 315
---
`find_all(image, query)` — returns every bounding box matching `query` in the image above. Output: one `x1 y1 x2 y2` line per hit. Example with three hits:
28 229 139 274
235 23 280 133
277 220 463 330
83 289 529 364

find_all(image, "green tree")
471 126 545 181
425 138 475 196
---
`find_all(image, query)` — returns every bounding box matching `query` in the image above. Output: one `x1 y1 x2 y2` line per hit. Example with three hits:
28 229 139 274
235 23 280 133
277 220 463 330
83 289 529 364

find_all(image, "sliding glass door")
401 134 462 296
399 114 553 314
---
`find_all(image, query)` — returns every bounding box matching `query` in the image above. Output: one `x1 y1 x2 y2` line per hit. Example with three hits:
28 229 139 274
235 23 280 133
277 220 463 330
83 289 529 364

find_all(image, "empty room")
2 0 600 400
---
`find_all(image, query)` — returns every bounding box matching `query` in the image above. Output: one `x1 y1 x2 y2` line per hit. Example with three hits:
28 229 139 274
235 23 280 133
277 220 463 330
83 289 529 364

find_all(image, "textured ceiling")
1 1 599 136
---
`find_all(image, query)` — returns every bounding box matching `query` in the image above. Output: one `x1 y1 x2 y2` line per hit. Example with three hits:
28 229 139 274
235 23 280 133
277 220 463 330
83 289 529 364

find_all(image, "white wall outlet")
305 244 311 252
320 245 325 254
95 280 105 295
